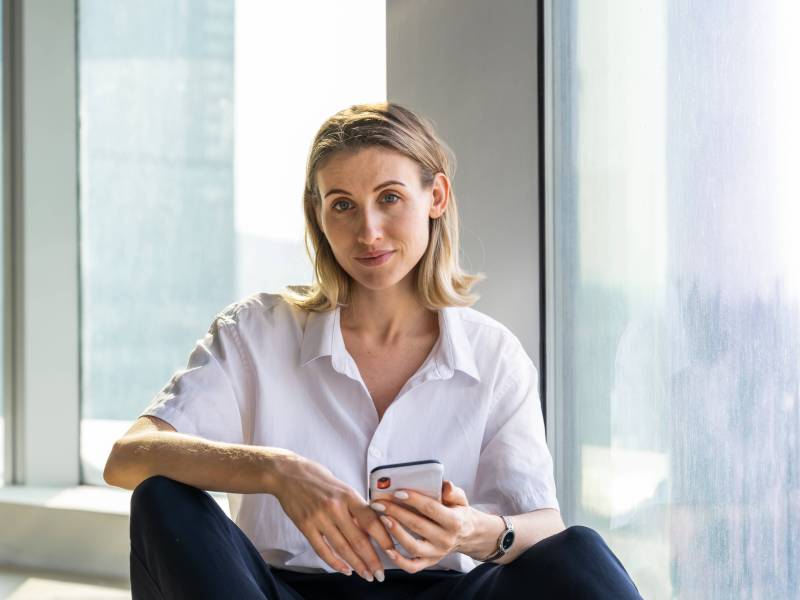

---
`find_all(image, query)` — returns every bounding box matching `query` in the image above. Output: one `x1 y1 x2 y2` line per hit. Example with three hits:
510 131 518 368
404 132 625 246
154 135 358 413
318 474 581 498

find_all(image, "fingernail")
370 502 386 512
393 490 409 500
379 515 393 529
341 568 352 576
361 570 374 582
386 549 397 560
374 569 385 582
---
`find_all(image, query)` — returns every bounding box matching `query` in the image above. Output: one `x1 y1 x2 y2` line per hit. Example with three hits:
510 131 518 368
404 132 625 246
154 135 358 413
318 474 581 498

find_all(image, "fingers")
371 500 441 544
378 513 433 557
377 516 435 574
304 528 353 576
371 495 458 548
352 505 395 551
320 522 379 582
337 513 388 582
442 480 469 506
389 489 461 529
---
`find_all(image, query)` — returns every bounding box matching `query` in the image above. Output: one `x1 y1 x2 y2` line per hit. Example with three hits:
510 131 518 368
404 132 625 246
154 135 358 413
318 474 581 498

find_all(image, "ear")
429 172 450 219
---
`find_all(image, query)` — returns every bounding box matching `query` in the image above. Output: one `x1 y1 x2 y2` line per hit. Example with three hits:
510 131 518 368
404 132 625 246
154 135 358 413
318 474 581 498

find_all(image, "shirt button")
369 446 382 458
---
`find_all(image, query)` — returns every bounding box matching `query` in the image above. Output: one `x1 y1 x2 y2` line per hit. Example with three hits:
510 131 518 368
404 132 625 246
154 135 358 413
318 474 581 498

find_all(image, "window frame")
540 0 569 521
3 0 80 487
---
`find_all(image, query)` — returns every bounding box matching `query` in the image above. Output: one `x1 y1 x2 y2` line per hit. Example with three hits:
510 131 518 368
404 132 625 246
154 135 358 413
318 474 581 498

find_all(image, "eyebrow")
323 180 407 199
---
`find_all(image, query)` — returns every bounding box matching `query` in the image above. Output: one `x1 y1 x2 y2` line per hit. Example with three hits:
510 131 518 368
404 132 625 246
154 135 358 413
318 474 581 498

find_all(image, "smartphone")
369 460 443 548
368 459 443 503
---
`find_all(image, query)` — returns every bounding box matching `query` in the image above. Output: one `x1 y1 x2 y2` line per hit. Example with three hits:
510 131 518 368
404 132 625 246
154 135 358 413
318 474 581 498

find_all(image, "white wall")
387 0 542 367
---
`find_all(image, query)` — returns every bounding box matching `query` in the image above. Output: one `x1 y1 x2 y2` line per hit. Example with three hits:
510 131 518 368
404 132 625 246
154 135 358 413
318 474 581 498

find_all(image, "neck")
340 281 437 345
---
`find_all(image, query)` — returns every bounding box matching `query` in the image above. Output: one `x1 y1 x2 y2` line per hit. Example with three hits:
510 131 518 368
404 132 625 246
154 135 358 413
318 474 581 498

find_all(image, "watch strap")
482 516 513 562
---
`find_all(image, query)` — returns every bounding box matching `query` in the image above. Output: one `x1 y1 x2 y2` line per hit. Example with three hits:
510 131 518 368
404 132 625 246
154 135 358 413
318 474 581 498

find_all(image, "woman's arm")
107 425 395 582
458 506 566 564
104 426 293 493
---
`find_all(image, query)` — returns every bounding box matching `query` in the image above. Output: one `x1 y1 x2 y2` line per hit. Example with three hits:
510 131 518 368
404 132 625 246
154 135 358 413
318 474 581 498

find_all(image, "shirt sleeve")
139 306 254 446
471 348 560 516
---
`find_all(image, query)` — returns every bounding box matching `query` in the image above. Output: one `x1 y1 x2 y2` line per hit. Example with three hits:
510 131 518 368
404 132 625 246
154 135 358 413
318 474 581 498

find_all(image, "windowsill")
0 483 230 516
0 483 230 580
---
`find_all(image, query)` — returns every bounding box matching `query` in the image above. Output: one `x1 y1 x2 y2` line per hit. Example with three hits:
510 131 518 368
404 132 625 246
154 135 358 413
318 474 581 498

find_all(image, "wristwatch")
482 515 515 562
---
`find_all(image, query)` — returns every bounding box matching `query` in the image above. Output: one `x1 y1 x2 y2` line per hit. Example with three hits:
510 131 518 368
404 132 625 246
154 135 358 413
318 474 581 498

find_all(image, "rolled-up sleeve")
139 307 254 446
471 351 560 516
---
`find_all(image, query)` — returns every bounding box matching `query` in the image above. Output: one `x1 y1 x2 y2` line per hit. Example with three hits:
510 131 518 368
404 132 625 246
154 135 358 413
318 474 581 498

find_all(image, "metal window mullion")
2 0 17 486
12 0 80 486
541 0 568 521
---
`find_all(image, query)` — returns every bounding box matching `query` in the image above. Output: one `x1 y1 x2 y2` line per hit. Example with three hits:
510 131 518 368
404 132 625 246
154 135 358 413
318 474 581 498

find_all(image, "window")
78 0 386 485
548 1 800 597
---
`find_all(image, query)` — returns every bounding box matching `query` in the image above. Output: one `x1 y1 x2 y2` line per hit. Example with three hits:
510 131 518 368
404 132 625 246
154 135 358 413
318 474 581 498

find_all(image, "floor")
0 566 130 600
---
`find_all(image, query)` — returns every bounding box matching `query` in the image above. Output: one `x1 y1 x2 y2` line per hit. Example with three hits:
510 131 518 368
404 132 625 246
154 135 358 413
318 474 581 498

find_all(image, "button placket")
366 421 391 498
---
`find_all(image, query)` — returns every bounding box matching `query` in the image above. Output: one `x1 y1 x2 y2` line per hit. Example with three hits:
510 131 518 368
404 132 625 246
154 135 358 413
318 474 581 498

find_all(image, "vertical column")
15 0 79 485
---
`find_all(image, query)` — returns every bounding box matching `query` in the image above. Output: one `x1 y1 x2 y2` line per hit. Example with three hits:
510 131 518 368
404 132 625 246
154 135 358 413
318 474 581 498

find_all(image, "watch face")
501 530 515 550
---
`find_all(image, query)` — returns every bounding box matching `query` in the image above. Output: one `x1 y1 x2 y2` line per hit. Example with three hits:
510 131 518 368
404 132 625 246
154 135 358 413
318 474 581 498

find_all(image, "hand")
272 452 394 582
369 480 475 573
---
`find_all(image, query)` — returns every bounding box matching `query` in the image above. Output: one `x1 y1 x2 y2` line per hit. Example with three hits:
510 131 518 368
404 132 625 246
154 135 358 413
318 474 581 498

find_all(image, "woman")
107 103 642 599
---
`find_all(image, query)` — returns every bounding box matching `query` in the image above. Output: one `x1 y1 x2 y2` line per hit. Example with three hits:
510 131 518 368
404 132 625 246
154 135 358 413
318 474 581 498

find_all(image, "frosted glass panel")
550 1 800 598
78 1 386 485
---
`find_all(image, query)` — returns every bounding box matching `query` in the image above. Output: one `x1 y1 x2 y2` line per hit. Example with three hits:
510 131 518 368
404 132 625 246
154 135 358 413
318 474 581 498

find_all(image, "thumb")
442 480 469 506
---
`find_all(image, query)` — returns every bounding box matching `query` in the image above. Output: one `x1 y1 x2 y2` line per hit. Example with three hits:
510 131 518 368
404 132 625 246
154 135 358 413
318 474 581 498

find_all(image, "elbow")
102 448 118 487
543 507 566 531
103 442 127 488
533 507 567 533
551 509 567 532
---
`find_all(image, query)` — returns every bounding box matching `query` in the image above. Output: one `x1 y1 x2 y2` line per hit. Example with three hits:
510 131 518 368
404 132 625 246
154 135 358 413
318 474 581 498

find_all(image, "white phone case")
368 459 443 503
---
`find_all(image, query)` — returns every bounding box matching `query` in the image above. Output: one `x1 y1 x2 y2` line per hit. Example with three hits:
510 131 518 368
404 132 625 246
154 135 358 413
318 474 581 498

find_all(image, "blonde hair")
281 102 485 312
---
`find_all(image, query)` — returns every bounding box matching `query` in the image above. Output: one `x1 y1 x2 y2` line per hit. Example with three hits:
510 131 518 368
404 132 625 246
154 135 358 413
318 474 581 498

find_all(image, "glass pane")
78 0 386 485
551 1 799 598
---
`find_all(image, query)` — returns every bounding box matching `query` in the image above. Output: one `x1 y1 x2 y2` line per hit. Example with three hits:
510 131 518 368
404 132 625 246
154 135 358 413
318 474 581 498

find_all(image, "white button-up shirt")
140 292 559 573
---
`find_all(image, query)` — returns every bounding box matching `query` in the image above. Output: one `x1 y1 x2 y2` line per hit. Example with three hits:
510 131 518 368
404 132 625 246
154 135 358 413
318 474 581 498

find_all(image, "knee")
551 525 606 552
559 525 604 548
130 475 190 520
521 525 605 560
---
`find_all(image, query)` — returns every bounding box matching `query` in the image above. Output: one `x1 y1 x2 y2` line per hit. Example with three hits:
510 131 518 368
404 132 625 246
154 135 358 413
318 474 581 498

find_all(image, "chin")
352 277 404 292
348 268 411 293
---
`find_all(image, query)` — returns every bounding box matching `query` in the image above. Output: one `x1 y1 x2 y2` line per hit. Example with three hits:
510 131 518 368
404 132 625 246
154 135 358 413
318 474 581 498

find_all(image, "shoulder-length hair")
280 102 485 312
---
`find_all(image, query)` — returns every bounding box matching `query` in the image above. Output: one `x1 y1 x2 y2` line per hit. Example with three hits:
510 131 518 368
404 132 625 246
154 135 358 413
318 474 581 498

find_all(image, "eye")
382 192 400 204
332 199 352 212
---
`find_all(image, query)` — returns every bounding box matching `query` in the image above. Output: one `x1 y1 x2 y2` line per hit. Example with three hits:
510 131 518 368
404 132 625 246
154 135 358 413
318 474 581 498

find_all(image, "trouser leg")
129 475 303 600
442 525 643 600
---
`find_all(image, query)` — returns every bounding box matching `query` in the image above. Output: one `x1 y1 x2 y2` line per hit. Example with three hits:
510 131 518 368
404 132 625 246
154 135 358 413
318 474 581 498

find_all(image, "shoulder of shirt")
210 291 290 328
449 305 530 362
451 305 518 340
452 307 538 402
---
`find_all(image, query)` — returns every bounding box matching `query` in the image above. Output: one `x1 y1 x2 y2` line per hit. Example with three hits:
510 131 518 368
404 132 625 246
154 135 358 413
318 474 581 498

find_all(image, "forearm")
103 431 293 494
459 507 566 564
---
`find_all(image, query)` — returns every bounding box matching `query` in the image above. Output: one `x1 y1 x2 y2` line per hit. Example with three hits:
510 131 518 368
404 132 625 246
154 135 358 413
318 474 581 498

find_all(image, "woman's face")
315 146 449 295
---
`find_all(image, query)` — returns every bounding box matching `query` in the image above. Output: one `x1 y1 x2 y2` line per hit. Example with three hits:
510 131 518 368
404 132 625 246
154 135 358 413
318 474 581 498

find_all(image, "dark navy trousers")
129 475 643 599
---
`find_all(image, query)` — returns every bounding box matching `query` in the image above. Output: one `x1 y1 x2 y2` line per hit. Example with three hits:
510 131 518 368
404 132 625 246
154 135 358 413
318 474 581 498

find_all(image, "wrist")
259 447 298 495
458 507 505 560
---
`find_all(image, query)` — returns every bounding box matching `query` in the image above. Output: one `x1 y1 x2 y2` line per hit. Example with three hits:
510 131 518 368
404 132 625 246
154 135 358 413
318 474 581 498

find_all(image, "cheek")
320 217 345 245
390 214 425 245
395 206 427 231
406 214 431 249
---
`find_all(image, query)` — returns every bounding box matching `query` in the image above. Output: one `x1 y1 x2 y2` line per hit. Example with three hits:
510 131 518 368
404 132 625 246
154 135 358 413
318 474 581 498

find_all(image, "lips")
354 250 395 266
356 250 393 259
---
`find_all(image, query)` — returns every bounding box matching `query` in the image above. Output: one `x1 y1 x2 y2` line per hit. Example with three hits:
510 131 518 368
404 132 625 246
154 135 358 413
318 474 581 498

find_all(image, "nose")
356 206 383 245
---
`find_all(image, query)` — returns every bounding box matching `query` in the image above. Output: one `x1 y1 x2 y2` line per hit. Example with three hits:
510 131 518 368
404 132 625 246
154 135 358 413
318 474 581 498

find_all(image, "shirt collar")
299 305 481 383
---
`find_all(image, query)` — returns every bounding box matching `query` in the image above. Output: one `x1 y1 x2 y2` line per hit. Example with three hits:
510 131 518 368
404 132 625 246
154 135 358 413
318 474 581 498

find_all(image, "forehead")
316 147 422 192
